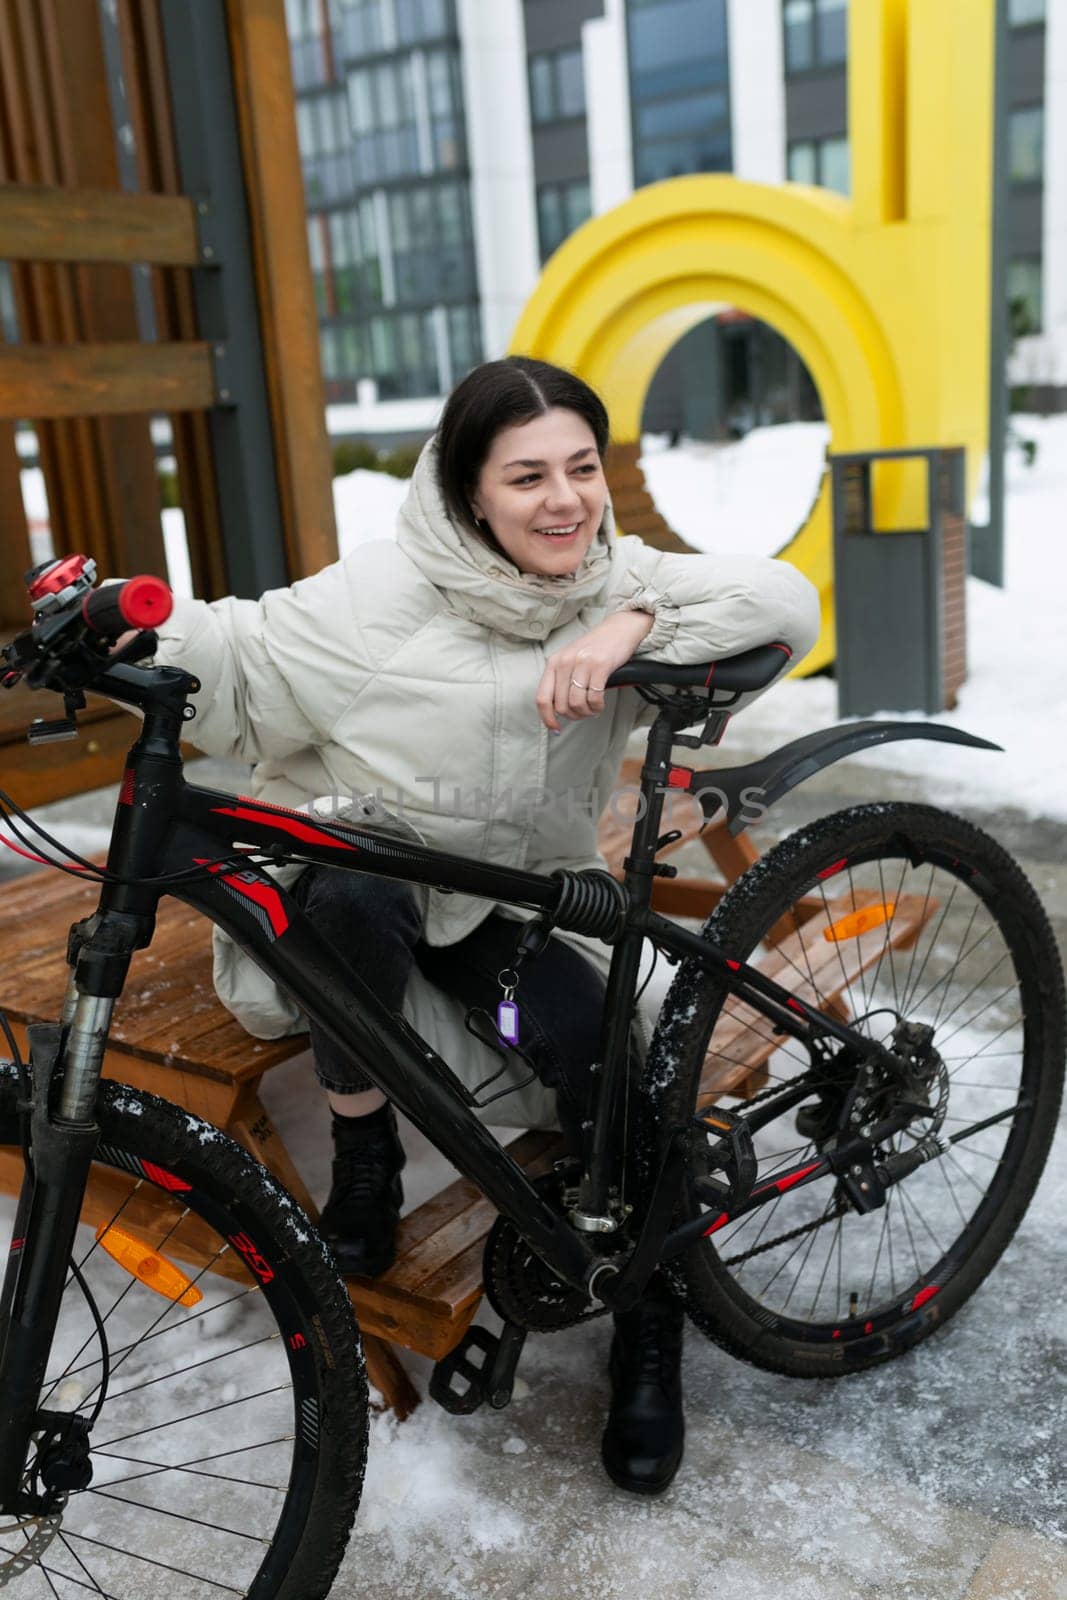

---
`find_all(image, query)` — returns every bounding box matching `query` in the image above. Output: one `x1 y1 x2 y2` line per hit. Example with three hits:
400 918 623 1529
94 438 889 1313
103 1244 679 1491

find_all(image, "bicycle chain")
721 1199 848 1266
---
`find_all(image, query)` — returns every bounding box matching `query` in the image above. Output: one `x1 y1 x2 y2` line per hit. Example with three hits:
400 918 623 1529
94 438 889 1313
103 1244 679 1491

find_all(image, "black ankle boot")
601 1292 685 1494
318 1103 406 1278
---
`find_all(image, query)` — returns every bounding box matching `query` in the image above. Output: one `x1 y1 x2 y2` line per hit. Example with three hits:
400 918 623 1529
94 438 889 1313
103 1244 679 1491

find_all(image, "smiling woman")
144 352 820 1495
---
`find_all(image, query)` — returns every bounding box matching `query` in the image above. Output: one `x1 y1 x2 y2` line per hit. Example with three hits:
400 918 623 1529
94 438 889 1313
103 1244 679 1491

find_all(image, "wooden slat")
225 0 338 580
117 0 231 601
0 419 33 629
0 183 199 265
0 342 213 418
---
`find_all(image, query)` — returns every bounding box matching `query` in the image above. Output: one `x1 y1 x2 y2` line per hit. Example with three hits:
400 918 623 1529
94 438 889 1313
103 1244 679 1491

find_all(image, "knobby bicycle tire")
0 1067 367 1599
646 804 1065 1378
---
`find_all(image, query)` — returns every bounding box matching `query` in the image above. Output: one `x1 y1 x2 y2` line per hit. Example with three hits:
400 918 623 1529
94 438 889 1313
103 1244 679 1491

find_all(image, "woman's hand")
536 610 654 732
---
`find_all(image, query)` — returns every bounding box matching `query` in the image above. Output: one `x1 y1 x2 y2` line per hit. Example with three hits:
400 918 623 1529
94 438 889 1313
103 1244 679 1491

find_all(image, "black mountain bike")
0 557 1062 1599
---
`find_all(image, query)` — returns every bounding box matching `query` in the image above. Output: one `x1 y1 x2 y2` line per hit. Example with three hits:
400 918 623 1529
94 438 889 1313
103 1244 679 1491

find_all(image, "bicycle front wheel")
650 804 1064 1378
0 1069 367 1599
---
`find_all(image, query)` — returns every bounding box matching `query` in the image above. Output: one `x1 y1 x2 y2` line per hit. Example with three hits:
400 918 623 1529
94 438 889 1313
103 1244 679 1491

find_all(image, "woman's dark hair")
435 356 610 529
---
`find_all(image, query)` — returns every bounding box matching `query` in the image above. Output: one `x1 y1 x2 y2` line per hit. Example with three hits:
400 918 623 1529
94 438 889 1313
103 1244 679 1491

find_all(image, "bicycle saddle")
606 642 792 693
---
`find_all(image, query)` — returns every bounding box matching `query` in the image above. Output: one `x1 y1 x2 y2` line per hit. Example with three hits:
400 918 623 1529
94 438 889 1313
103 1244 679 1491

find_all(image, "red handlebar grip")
118 575 173 629
82 576 174 636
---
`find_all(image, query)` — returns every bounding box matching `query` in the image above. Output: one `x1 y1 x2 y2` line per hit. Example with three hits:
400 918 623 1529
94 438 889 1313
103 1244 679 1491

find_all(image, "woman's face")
469 408 607 577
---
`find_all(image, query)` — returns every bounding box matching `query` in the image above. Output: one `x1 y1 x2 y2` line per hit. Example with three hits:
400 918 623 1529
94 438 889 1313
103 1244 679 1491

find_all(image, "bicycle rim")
0 1071 367 1598
651 805 1064 1373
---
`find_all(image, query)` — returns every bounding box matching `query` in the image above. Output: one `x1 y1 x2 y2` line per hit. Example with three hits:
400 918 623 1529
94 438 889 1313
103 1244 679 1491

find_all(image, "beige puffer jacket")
152 440 820 1127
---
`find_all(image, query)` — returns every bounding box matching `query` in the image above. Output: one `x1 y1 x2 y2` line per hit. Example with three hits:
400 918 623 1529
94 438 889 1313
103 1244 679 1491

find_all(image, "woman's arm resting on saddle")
611 544 821 668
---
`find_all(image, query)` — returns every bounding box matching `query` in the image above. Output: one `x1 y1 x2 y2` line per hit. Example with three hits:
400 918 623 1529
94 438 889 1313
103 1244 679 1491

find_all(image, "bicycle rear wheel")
649 804 1064 1378
0 1067 367 1598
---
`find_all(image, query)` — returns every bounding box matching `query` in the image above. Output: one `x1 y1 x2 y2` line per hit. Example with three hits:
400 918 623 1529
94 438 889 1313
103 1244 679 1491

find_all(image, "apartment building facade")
286 0 1067 429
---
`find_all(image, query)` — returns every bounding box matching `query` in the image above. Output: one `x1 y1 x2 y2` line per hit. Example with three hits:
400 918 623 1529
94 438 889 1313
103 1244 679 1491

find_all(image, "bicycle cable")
0 785 277 889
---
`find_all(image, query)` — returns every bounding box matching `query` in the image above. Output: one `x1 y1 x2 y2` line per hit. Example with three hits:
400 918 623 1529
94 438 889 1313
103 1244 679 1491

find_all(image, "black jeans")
291 866 609 1147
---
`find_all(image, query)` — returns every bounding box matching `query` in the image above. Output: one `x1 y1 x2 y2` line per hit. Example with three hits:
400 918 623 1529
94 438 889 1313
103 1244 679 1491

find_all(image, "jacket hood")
395 435 618 640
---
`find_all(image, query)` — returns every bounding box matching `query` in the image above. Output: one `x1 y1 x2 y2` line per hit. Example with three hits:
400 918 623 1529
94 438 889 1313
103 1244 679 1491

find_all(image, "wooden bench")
0 774 935 1418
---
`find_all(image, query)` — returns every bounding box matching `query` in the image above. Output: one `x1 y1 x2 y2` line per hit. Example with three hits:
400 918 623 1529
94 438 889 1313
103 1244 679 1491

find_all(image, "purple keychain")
496 967 520 1046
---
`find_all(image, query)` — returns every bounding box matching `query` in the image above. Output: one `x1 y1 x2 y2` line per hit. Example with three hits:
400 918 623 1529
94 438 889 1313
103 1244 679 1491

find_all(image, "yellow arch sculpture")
510 0 994 674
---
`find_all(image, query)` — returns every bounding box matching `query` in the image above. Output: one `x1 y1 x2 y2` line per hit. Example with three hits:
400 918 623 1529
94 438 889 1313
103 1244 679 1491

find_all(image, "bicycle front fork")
0 984 114 1515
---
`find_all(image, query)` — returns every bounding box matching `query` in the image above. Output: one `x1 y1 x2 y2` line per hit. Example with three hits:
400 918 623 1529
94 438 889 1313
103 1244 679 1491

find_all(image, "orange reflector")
823 903 896 943
95 1224 203 1307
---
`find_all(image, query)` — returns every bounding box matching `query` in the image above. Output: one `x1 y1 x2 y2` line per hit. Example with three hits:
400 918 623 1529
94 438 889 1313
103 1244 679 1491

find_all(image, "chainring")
483 1169 614 1333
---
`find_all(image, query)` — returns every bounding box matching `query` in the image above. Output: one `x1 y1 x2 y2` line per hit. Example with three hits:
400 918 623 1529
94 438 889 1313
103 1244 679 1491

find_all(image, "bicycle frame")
0 657 916 1514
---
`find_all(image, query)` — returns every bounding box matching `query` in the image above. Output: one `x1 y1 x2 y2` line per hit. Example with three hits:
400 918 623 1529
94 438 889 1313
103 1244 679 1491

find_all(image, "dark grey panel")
1008 26 1045 104
1007 184 1044 254
532 120 591 185
523 0 604 54
784 68 847 143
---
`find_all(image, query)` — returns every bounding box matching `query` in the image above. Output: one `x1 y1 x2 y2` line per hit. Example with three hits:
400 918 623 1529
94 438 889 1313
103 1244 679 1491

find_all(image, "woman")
150 357 820 1494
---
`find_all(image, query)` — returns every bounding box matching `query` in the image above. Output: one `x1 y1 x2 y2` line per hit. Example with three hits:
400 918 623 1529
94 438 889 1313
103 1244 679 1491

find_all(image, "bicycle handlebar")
1 558 175 699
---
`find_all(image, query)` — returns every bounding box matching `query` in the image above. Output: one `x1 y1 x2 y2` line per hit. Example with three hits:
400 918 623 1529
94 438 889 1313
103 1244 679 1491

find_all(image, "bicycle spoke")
106 1331 278 1405
87 1487 269 1546
60 1529 244 1594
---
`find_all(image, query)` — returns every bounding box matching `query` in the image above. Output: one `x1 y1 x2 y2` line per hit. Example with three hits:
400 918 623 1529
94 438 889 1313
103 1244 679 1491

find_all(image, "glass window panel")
426 50 452 114
784 0 814 71
537 186 565 258
437 183 463 244
328 211 349 266
389 192 412 250
636 132 730 183
378 63 400 126
370 316 396 372
1008 105 1044 183
433 116 461 170
556 48 585 118
1008 0 1045 22
815 0 846 63
564 180 591 234
629 0 728 73
1007 258 1042 333
348 69 373 133
819 135 850 194
529 56 554 122
787 140 817 183
637 89 726 140
306 216 324 270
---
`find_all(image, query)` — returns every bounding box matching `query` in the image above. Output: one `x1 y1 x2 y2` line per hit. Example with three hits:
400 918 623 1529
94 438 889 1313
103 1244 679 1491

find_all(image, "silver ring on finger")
571 679 589 689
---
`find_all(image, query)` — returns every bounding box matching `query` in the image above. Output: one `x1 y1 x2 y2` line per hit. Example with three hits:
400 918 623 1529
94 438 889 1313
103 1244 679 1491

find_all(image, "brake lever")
106 629 158 668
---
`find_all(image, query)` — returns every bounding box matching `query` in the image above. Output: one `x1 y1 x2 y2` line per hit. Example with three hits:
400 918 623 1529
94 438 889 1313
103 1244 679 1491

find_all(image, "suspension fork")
0 906 145 1514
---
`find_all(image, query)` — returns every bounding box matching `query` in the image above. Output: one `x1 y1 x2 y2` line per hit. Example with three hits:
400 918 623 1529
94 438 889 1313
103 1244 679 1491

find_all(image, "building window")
787 134 849 194
296 89 355 201
395 0 454 44
536 179 592 260
1008 0 1045 24
347 58 424 183
389 181 477 303
627 0 732 185
783 0 847 73
447 303 482 378
528 47 586 124
1007 258 1042 335
1008 105 1044 184
287 0 332 89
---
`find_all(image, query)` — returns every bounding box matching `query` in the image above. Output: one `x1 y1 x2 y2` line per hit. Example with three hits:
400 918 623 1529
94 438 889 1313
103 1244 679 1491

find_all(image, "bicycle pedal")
428 1321 527 1416
694 1106 757 1206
